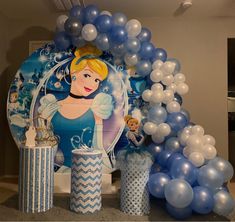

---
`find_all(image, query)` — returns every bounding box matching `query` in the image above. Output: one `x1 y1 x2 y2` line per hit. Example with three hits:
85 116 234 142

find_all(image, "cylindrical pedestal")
18 146 54 213
70 149 102 214
120 165 151 216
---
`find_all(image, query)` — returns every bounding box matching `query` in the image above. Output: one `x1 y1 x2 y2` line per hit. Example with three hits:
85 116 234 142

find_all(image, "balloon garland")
54 4 235 219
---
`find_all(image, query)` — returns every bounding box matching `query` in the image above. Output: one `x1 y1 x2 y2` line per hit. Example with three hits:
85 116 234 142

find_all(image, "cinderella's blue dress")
51 109 95 167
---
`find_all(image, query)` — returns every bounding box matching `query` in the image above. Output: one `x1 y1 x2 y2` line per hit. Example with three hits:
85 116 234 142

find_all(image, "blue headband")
75 54 99 65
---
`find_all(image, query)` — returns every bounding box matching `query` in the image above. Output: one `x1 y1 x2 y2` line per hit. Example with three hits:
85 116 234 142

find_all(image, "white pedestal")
54 172 118 194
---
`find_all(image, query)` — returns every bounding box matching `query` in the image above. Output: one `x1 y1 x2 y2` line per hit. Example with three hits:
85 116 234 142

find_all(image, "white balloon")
189 152 205 167
167 83 177 93
82 24 97 41
150 90 164 104
152 134 165 144
174 73 186 83
152 60 163 70
125 19 142 37
150 69 163 83
191 125 205 136
163 89 174 104
143 122 158 135
158 123 171 137
161 61 176 75
203 135 216 146
100 10 112 16
202 144 217 160
176 83 189 95
183 146 192 158
142 89 153 102
161 75 174 86
56 15 68 31
167 101 181 113
186 135 203 149
151 83 164 91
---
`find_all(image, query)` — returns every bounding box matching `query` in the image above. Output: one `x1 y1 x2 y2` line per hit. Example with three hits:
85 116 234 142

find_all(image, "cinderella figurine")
38 45 114 173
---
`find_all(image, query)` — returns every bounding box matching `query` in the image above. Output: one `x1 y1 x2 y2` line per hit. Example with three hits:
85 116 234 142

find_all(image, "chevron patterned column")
70 149 102 214
18 146 54 213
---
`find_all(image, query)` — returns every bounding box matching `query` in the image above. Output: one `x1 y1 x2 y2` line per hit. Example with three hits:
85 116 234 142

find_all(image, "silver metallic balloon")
213 191 235 216
56 15 68 31
64 17 82 36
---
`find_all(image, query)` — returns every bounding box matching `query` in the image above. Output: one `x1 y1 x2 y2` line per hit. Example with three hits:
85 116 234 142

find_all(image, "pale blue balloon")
136 60 152 76
164 179 194 208
213 191 235 216
165 137 181 152
112 12 127 26
148 106 167 124
125 37 141 53
167 58 181 74
197 165 224 190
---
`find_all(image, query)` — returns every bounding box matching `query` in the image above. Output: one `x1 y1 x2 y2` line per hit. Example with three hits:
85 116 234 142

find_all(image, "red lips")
84 87 92 92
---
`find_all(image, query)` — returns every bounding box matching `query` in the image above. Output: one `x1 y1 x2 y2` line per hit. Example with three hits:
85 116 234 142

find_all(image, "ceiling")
0 0 235 20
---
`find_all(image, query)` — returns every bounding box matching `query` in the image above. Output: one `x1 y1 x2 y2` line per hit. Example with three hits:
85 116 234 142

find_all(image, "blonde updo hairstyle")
124 115 139 128
70 45 108 81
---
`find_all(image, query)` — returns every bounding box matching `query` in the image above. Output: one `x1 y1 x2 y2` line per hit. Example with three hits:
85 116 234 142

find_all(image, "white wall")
1 16 234 175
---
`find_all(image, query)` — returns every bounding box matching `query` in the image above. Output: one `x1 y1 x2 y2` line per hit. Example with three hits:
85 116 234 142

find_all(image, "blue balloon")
109 26 128 44
146 143 163 159
167 58 181 74
150 162 162 174
94 15 113 33
95 33 110 51
166 203 192 220
173 93 183 105
83 4 99 24
139 42 155 60
71 35 86 48
191 186 214 214
152 48 167 62
165 137 181 152
125 37 141 53
69 5 84 22
170 159 197 185
54 31 71 50
157 150 172 167
180 108 190 121
136 60 152 76
148 173 171 198
110 43 126 57
112 12 127 26
167 112 189 132
148 106 167 124
137 27 152 42
166 153 184 169
197 165 224 190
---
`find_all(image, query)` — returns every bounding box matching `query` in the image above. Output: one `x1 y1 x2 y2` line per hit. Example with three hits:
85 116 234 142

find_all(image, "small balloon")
142 89 153 102
56 15 68 31
152 134 165 144
143 122 158 135
146 143 163 159
64 17 82 36
167 112 189 132
188 152 205 167
95 33 110 50
163 89 174 104
158 123 171 137
125 19 142 37
83 4 99 24
191 186 214 214
136 60 152 76
148 105 167 124
213 191 235 216
167 101 181 113
176 83 189 95
139 42 155 60
69 5 84 22
148 173 171 198
94 14 113 33
167 58 181 74
173 93 183 105
151 83 164 91
81 24 97 41
161 61 175 75
109 25 128 44
164 179 194 208
174 73 186 83
157 150 172 167
203 135 216 146
150 90 164 104
152 48 167 62
162 75 174 86
197 165 224 189
112 12 127 26
166 202 192 220
202 144 217 160
124 53 139 66
125 37 141 53
100 10 112 16
137 27 152 42
166 153 184 169
150 69 163 83
165 137 181 152
152 60 164 70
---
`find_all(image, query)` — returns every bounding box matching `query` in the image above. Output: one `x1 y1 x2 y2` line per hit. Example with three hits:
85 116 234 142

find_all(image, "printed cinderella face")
10 93 18 103
128 119 139 131
72 65 102 97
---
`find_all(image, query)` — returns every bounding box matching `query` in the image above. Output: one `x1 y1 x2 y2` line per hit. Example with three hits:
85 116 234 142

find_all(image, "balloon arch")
7 3 234 219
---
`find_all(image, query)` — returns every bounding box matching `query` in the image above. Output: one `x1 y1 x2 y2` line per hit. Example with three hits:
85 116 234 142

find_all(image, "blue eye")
84 74 91 78
95 79 101 83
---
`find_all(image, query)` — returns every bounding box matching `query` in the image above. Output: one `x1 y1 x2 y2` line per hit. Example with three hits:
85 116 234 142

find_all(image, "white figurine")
25 125 37 147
